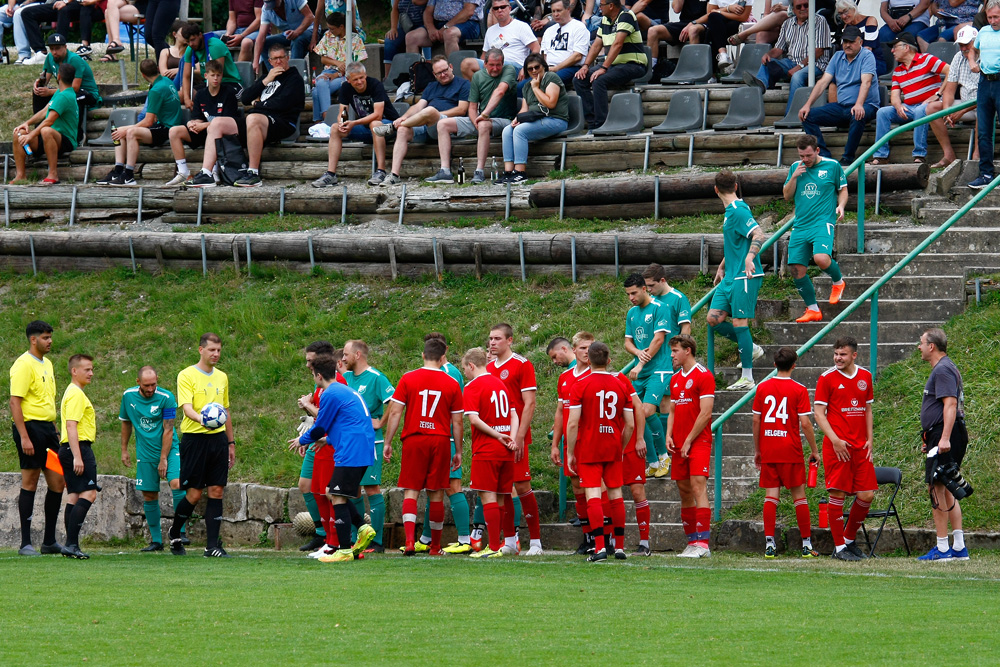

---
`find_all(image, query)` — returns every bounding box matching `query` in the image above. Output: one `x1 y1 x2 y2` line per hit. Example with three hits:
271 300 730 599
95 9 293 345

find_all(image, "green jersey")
46 87 79 149
119 386 180 461
146 75 184 127
184 38 243 87
786 157 847 231
442 362 465 391
655 288 692 337
44 51 101 104
343 367 394 443
722 199 763 281
625 298 671 379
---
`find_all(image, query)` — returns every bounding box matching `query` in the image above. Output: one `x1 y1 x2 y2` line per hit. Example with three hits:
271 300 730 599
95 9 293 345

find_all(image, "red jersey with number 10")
751 376 812 464
557 365 591 433
390 367 463 440
669 363 715 447
463 372 517 461
814 366 873 449
569 371 631 463
487 353 537 444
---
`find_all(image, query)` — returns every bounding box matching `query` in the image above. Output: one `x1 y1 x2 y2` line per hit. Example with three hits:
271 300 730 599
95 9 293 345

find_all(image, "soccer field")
2 550 998 664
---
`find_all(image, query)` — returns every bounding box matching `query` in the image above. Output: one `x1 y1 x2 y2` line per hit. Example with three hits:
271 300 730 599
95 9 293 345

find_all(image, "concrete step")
785 297 964 322
918 206 1000 227
835 252 1000 276
757 342 915 368
810 274 966 301
764 320 932 344
863 227 1000 255
628 476 758 502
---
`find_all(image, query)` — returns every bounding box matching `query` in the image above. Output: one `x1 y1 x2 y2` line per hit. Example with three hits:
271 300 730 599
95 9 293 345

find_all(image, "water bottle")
807 460 818 488
111 122 120 147
22 133 32 156
818 498 828 528
490 156 498 181
456 157 465 184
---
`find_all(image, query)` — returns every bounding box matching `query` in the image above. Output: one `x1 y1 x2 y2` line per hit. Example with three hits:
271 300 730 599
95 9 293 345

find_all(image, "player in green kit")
342 339 394 552
623 273 673 479
707 170 767 391
783 134 848 323
120 366 186 551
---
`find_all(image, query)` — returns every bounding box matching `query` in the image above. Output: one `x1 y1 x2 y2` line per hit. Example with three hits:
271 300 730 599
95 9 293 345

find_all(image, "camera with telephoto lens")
932 459 974 500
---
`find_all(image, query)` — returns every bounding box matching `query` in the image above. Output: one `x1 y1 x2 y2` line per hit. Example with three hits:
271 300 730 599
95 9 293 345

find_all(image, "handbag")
516 110 546 124
888 5 914 19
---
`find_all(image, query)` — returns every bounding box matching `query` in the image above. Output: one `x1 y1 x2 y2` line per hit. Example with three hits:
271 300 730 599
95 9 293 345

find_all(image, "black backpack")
215 134 248 186
407 60 436 95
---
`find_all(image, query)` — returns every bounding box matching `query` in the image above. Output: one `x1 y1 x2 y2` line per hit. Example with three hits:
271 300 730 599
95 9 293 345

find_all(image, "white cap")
956 25 978 45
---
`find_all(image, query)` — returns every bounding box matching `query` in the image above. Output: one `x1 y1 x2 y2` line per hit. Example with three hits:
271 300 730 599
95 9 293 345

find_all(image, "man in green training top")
624 273 673 479
342 339 394 553
11 63 78 185
783 133 849 323
120 366 187 551
708 169 767 391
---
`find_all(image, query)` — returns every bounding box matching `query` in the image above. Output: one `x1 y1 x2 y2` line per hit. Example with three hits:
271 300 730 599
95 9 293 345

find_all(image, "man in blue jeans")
968 0 1000 189
743 0 830 115
799 25 880 166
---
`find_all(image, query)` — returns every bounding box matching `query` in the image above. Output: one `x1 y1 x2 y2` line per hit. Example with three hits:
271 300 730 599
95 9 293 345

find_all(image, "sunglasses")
526 65 543 72
492 4 510 9
793 3 808 8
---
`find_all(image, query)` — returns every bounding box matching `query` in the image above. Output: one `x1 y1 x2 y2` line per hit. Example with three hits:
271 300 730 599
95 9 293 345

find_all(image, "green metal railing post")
870 287 879 380
713 429 723 520
558 463 567 522
856 162 866 253
706 327 715 375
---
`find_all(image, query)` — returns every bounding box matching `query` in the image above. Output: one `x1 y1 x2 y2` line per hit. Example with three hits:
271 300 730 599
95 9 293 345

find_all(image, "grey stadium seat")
713 86 765 130
773 86 813 129
592 92 644 136
652 89 704 133
661 44 713 85
448 49 478 79
235 60 256 89
720 43 771 84
557 95 587 137
289 58 310 92
89 109 138 146
384 53 422 94
926 41 958 64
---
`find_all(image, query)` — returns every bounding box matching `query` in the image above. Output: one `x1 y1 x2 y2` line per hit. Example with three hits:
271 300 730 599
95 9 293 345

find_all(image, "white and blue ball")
200 402 228 429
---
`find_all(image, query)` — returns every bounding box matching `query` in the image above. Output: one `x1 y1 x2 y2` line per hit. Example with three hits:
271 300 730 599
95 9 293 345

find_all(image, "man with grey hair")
313 60 401 187
427 48 516 184
916 327 970 561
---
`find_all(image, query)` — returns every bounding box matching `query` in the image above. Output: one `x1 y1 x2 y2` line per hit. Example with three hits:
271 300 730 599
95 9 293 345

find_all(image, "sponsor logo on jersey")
803 182 819 199
851 398 858 407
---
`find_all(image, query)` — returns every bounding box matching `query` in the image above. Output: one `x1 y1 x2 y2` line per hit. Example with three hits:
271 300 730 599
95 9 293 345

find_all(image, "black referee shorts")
923 419 968 484
12 420 59 470
179 431 230 490
58 441 98 494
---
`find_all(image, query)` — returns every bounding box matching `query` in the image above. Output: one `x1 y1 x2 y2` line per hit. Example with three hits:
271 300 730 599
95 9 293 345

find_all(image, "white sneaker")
25 51 46 65
524 545 544 556
691 545 711 558
499 544 519 555
308 545 335 559
737 343 766 369
677 544 700 558
727 376 756 391
164 172 191 186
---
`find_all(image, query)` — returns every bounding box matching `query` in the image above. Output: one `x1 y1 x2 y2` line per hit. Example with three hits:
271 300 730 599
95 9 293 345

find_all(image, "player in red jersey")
382 337 464 556
566 341 635 563
610 363 650 556
665 334 716 558
551 332 594 554
813 336 875 561
461 347 520 558
487 323 543 556
751 347 820 559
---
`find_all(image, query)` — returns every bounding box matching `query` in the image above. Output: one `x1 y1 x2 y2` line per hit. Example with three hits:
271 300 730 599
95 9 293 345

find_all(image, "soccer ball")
200 402 228 429
292 511 315 536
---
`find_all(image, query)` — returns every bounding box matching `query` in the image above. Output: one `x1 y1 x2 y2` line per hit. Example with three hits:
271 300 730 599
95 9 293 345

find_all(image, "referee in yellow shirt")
9 320 65 557
168 332 235 558
58 354 98 560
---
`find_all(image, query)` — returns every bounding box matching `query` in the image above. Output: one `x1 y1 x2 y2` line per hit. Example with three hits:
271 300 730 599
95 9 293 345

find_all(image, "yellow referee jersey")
177 365 229 434
10 352 57 423
60 383 96 444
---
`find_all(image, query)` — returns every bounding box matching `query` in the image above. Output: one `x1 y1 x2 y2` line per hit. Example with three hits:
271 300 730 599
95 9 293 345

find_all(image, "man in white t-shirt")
539 0 590 84
462 0 539 80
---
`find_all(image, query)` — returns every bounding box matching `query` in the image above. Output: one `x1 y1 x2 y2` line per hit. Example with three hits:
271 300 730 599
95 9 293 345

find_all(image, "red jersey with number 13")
752 376 812 463
390 367 463 439
463 373 517 461
487 353 537 444
569 371 631 463
669 364 715 447
814 366 873 449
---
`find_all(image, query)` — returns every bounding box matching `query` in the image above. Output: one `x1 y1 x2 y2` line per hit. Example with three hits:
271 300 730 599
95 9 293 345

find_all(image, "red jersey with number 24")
569 371 631 463
463 372 516 461
814 366 873 449
390 367 463 440
752 376 812 464
669 364 715 447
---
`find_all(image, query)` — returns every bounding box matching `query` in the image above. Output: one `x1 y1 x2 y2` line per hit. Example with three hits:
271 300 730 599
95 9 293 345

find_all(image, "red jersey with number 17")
814 365 873 449
487 353 537 445
557 365 592 433
751 376 812 464
569 371 631 463
463 372 517 461
669 363 715 447
389 367 463 440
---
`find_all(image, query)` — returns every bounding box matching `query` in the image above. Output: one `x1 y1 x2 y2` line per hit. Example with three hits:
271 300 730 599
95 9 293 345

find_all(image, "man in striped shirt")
870 31 948 165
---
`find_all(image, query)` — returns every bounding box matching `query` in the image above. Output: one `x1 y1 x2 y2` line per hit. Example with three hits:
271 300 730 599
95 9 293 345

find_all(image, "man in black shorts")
234 42 305 187
58 354 98 560
9 320 64 557
918 328 970 561
169 333 235 558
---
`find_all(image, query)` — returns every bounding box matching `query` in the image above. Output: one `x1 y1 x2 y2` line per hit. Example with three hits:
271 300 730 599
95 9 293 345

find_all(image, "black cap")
890 31 918 48
46 33 67 46
841 24 863 42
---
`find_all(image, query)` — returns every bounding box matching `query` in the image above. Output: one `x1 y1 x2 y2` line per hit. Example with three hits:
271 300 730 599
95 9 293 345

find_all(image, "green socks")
713 320 739 343
449 491 470 539
735 325 754 371
144 500 162 544
171 488 187 535
646 410 667 459
368 493 385 545
473 497 485 525
825 259 843 283
302 491 325 537
794 275 818 308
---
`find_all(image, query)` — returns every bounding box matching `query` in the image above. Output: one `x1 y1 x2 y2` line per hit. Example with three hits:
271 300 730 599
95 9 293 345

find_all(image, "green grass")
2 549 998 663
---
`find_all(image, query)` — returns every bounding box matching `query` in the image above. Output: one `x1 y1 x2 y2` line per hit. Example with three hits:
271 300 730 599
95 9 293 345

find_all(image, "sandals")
728 34 747 46
100 53 119 63
107 41 125 54
40 177 59 185
931 158 953 168
868 158 890 166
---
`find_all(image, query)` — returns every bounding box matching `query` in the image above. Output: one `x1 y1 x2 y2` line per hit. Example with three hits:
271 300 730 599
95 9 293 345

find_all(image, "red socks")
483 501 501 551
793 497 811 540
763 495 779 539
844 497 871 543
635 499 650 542
695 507 711 548
681 506 696 543
586 497 606 553
574 492 590 536
315 494 338 548
502 494 516 540
827 496 845 547
429 500 444 551
519 490 541 540
402 497 418 550
610 496 626 551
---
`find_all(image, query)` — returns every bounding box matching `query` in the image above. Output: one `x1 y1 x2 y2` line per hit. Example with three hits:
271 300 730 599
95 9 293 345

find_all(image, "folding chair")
843 466 911 557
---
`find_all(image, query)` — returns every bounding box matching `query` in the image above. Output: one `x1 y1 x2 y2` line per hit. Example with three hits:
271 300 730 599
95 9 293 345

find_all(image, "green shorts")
360 445 384 486
788 225 835 266
449 437 462 480
710 276 762 319
634 372 670 407
136 445 180 492
299 446 315 479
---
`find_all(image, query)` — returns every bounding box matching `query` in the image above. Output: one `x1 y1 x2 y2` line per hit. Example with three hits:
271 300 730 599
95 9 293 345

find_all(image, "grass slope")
1 550 998 664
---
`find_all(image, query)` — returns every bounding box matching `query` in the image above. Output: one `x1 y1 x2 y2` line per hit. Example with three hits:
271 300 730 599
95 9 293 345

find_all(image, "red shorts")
758 461 805 489
398 434 451 491
622 443 646 486
577 459 623 489
823 442 877 494
671 442 711 481
470 458 515 494
310 450 335 495
514 441 532 481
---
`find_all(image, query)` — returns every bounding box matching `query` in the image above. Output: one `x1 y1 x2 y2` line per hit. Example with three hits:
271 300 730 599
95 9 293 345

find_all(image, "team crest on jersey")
818 169 828 178
500 369 509 380
644 313 653 323
851 398 858 407
358 384 368 393
685 379 693 389
857 380 868 391
150 405 160 415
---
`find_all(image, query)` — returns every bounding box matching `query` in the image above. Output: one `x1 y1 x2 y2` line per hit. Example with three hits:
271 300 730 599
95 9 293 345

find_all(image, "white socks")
953 530 965 551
